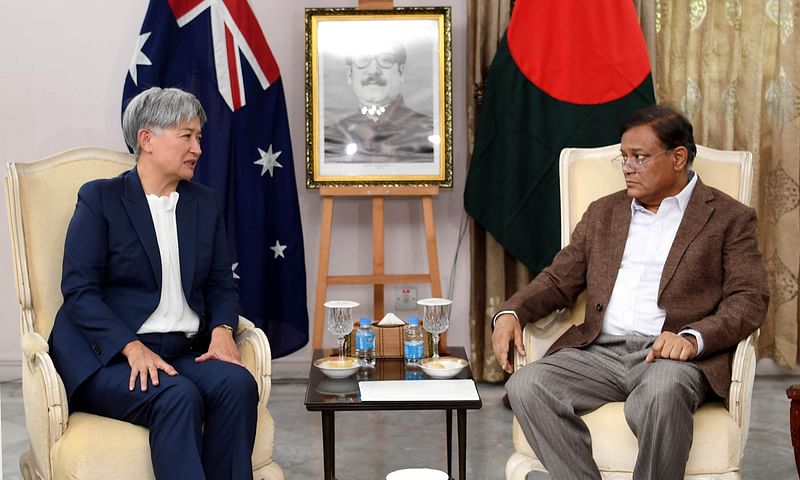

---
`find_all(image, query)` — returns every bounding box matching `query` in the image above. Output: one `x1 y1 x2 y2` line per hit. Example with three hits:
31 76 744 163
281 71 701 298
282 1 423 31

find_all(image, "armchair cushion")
512 402 741 475
52 413 154 479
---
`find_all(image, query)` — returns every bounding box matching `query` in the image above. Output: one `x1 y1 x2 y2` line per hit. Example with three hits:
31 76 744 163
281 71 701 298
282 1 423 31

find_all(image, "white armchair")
5 147 284 480
505 144 757 480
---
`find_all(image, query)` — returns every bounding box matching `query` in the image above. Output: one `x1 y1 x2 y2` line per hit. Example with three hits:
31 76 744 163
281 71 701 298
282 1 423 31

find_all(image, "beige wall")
0 0 469 379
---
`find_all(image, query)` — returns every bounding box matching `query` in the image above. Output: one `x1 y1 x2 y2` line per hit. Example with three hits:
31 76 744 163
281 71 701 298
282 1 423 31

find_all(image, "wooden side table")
787 384 800 476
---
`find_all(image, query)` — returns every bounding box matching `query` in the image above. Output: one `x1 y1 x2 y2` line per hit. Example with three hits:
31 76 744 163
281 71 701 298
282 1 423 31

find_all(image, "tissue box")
347 324 432 358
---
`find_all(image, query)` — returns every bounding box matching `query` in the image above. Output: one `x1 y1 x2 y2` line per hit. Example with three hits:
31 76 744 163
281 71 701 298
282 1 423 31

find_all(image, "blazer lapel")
176 183 197 298
122 168 162 285
603 195 633 298
658 178 714 298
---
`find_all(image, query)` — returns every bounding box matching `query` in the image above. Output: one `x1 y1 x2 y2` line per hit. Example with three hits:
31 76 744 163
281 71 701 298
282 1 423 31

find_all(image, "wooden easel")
311 186 446 352
310 0 449 353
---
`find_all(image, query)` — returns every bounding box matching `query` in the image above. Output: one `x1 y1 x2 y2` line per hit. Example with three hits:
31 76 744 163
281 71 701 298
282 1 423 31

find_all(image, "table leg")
322 411 336 480
457 409 467 480
446 409 453 478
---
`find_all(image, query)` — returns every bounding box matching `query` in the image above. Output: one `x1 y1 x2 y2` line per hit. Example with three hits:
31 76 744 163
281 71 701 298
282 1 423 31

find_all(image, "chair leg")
787 384 800 477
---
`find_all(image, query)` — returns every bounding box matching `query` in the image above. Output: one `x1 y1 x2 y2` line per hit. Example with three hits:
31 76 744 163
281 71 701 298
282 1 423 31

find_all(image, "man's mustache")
361 73 388 86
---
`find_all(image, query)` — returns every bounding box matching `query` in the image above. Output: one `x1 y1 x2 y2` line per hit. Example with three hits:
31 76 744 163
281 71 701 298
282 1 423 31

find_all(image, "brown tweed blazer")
500 177 770 398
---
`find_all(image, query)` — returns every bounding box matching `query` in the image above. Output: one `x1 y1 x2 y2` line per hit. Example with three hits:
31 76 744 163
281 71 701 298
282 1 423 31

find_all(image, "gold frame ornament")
305 7 452 188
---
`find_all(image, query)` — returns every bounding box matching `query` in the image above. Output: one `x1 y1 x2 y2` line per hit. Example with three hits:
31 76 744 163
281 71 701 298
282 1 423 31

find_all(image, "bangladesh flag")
464 0 655 273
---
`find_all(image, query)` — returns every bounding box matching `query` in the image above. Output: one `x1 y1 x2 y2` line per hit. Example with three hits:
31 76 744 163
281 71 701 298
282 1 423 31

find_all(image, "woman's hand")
195 325 243 366
121 340 178 391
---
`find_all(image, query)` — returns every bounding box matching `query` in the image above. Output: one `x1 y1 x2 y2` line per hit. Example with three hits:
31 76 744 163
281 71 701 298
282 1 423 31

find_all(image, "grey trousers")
506 334 710 480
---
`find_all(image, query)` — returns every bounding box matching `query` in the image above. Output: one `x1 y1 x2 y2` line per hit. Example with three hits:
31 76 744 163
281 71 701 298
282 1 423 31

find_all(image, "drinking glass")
418 298 452 359
324 300 358 360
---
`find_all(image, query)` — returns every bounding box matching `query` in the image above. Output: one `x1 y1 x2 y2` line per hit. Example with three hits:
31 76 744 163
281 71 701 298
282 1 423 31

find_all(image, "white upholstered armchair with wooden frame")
5 147 284 480
505 143 757 480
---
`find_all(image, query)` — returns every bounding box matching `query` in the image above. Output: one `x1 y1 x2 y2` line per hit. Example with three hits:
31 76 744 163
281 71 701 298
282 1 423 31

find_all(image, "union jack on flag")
123 0 309 358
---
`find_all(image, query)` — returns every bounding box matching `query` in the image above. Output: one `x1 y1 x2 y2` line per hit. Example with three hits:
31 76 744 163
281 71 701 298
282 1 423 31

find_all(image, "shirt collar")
146 191 180 212
631 170 698 214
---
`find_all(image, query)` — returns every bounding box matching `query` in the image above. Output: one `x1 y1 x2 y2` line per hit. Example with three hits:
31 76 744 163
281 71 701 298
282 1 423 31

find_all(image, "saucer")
314 356 360 379
418 356 467 379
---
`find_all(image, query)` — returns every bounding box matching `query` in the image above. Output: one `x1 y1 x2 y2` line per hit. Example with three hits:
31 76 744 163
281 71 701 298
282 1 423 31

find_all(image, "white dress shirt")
495 171 704 353
602 171 703 353
137 192 200 336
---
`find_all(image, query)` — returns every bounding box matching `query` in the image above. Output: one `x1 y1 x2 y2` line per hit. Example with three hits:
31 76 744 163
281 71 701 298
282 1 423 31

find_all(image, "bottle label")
404 340 424 360
355 331 375 350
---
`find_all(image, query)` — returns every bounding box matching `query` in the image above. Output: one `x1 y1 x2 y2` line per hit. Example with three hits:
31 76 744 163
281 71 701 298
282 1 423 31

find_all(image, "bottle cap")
359 317 371 326
408 316 420 325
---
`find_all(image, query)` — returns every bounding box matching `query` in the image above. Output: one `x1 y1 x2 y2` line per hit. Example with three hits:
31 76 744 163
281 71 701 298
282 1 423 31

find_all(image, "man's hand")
492 313 526 374
195 325 243 367
121 340 178 392
646 331 698 363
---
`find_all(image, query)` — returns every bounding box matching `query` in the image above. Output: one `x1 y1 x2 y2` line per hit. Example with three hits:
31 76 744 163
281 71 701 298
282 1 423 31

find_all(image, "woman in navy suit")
49 87 257 479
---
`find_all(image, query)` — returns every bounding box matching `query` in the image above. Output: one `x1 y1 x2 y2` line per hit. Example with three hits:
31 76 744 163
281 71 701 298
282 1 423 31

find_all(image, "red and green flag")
464 0 655 272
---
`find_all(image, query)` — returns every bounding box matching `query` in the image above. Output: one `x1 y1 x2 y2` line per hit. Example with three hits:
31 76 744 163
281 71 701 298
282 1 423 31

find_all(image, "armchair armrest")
235 316 273 405
728 330 757 448
20 331 69 477
515 292 587 372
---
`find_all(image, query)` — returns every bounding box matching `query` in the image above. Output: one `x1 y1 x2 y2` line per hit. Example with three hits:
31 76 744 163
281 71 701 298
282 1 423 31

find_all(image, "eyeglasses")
611 148 672 172
351 53 398 69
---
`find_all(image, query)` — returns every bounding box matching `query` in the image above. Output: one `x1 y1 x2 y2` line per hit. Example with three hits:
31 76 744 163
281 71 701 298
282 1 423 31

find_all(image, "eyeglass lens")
353 53 397 69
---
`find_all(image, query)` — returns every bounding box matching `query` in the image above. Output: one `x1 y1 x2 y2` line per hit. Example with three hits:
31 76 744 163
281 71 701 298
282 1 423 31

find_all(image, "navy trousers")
71 332 258 480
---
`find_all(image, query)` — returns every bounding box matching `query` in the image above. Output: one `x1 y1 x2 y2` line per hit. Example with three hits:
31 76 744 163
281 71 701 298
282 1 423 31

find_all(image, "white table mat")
358 379 479 402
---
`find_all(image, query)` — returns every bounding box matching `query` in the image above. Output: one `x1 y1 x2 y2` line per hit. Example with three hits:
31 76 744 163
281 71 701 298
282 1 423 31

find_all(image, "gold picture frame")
305 7 452 188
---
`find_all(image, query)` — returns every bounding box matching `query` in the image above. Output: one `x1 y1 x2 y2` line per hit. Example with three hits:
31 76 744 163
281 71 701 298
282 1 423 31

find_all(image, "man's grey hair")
122 87 207 158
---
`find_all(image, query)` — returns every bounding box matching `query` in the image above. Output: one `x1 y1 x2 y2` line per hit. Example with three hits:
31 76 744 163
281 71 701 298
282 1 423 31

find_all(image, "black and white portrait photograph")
305 8 452 187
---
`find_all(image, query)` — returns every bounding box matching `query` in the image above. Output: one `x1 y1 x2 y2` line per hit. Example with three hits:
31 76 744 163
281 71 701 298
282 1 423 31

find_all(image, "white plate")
418 357 467 379
314 356 360 379
386 468 448 480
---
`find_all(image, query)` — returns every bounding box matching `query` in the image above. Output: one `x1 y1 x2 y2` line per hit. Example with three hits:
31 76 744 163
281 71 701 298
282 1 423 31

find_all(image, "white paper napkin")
358 379 480 401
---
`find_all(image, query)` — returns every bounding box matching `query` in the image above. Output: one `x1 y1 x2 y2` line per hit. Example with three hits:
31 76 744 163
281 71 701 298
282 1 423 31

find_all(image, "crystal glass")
324 300 358 360
418 298 452 359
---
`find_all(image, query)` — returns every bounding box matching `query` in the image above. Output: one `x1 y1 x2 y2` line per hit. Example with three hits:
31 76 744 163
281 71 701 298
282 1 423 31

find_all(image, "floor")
2 373 798 479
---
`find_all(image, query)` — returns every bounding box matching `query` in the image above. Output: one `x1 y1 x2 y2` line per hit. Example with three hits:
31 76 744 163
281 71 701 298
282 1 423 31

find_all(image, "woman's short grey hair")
122 87 207 158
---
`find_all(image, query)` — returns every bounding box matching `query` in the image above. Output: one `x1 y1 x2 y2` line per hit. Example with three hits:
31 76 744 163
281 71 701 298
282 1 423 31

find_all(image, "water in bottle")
404 316 424 365
355 317 376 368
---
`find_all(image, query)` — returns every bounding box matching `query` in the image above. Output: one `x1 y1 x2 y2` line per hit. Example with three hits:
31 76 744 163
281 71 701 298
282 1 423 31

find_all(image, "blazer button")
595 304 604 312
92 344 101 355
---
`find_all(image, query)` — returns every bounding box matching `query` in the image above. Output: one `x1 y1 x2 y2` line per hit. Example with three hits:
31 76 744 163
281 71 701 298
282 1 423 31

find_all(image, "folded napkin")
378 312 406 326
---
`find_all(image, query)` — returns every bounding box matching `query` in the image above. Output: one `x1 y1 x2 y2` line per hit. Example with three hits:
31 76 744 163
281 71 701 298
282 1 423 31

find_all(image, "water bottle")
404 316 424 365
355 317 376 368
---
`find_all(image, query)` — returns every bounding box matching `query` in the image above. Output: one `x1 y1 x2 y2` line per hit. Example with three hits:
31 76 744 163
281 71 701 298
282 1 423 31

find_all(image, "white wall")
0 0 469 380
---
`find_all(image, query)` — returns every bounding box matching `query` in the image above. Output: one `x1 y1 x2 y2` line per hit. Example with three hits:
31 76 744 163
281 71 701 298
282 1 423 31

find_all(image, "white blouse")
136 191 200 336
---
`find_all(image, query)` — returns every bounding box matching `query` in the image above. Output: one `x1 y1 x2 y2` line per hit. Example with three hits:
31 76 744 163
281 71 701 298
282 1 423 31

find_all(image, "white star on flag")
231 262 240 279
254 145 283 177
128 32 152 86
270 240 287 259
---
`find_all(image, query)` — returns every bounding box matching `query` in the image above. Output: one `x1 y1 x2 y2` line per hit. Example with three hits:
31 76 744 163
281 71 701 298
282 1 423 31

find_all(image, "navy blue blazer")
49 168 239 401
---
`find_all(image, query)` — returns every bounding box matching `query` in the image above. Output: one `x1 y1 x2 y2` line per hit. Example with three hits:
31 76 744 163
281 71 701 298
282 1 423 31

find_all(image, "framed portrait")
305 7 452 188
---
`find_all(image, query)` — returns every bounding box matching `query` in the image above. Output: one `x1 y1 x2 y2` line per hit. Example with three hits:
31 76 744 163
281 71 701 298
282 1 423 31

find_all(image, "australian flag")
122 0 308 358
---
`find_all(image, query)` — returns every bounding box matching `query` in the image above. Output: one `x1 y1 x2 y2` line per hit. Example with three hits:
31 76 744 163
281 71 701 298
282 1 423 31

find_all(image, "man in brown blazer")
492 105 769 480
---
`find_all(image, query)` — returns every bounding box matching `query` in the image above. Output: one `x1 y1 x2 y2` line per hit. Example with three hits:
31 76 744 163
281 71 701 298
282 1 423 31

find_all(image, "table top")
305 346 483 411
